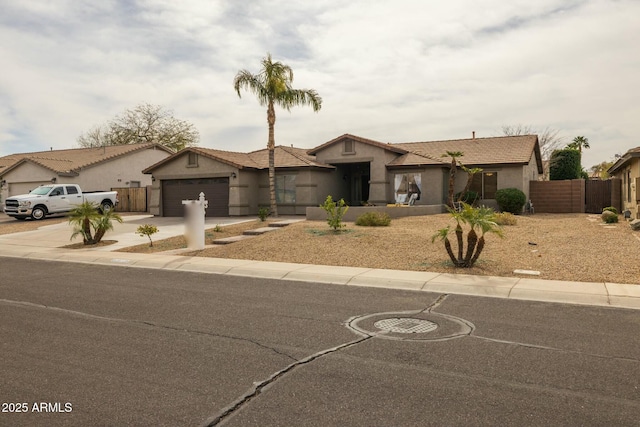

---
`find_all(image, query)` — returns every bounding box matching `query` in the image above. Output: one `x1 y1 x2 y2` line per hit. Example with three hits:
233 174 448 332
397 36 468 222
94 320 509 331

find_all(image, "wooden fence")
112 187 148 212
529 179 621 214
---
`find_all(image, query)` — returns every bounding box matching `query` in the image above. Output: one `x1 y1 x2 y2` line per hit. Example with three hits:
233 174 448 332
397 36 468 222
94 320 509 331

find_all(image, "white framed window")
394 173 422 204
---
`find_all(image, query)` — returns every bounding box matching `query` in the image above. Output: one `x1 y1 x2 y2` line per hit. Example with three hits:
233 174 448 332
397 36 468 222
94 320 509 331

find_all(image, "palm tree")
68 201 101 245
568 136 590 153
443 151 463 208
234 53 322 217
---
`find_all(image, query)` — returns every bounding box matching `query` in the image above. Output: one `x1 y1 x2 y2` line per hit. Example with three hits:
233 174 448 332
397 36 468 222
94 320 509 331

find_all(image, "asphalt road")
0 258 638 426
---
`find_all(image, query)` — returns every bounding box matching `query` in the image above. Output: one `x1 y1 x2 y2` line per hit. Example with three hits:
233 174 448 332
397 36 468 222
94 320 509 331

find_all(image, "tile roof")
307 133 407 155
390 135 540 168
608 146 640 174
143 145 334 173
0 143 173 176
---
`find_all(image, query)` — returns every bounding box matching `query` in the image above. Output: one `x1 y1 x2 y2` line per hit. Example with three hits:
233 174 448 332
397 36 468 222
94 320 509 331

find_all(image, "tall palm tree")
443 151 463 208
568 135 590 153
234 53 322 217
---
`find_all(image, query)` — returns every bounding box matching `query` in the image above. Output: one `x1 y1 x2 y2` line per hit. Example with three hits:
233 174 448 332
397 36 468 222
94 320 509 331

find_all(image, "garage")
162 178 229 217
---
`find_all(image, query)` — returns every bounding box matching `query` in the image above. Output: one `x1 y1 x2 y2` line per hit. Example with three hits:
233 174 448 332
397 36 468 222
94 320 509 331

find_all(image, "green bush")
495 188 526 214
258 206 270 221
550 149 582 180
601 210 618 223
493 212 517 226
455 190 479 205
355 211 391 226
320 195 349 231
603 206 618 215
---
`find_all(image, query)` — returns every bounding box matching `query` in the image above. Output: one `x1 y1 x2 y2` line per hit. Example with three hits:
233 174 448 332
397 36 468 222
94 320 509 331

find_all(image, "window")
66 186 78 195
470 172 498 199
394 173 422 204
50 186 64 196
187 152 198 167
343 140 355 154
275 175 296 203
628 170 632 203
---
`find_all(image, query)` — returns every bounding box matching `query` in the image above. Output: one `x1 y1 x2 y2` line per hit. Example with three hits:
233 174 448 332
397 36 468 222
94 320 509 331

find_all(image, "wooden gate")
112 187 147 212
585 179 620 213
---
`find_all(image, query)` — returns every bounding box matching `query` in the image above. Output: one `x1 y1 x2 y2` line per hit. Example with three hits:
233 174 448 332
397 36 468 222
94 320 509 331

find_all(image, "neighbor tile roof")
608 146 640 174
0 143 172 176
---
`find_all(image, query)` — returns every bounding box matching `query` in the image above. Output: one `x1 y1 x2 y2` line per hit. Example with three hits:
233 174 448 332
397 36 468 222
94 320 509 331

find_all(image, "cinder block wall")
529 180 585 213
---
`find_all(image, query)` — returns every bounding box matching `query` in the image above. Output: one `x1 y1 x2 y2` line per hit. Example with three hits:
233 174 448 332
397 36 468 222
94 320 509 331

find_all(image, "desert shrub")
258 207 270 221
136 224 159 247
455 190 479 205
321 195 349 231
495 188 526 214
493 212 517 226
601 210 618 223
355 211 391 226
603 206 618 215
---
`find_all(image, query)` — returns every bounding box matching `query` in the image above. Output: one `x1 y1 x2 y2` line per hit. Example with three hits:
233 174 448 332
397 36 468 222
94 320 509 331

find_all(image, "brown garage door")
162 178 229 217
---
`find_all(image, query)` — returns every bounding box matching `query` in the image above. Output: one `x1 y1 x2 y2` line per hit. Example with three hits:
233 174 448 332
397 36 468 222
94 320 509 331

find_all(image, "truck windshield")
29 186 54 195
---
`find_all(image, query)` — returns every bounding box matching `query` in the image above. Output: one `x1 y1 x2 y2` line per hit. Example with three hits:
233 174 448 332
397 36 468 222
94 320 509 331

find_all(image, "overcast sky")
1 0 638 169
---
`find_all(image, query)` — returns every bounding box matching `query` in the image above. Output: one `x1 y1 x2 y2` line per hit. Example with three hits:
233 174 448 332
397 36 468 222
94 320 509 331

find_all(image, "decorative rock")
630 219 640 231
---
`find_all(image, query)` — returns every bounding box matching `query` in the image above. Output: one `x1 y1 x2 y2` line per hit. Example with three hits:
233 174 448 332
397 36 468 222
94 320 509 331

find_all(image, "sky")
1 0 638 170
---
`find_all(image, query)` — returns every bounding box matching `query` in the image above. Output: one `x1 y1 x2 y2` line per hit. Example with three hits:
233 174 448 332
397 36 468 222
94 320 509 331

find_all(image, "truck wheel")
100 201 113 213
31 206 47 220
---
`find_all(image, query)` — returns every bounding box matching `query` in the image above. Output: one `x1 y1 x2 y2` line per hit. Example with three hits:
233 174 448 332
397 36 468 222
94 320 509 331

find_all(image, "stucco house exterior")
608 147 640 219
0 143 173 207
143 134 542 217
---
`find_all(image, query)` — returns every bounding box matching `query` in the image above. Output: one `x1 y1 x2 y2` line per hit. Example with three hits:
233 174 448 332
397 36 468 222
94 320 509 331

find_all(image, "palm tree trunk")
469 235 485 267
443 238 459 266
448 158 456 208
455 223 463 262
463 228 478 267
267 102 278 217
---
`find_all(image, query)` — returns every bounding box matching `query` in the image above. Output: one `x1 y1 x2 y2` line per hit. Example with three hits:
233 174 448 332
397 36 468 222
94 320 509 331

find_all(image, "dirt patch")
61 240 118 249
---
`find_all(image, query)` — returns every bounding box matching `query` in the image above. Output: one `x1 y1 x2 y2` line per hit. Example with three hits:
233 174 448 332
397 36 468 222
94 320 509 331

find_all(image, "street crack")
0 298 298 362
201 335 372 427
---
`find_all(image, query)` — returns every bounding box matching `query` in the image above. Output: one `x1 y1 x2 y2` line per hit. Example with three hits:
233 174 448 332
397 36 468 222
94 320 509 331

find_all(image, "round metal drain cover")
347 310 474 342
374 318 438 334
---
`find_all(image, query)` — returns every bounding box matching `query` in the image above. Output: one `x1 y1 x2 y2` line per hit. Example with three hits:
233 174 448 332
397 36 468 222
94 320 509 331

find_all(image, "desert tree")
234 53 322 217
77 103 199 151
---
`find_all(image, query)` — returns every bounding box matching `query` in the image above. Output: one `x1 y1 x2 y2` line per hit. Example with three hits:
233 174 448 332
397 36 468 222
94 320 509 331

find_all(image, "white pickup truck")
3 184 118 220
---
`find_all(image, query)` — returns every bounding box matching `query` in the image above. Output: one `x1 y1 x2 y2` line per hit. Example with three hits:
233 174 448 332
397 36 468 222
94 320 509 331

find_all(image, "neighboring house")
608 147 640 219
0 143 174 207
143 134 542 217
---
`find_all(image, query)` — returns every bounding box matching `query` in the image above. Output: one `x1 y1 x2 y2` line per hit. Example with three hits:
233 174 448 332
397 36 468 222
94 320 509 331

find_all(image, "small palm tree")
568 136 590 153
459 165 482 203
92 209 123 243
432 203 503 268
68 201 101 245
68 201 122 245
234 53 322 217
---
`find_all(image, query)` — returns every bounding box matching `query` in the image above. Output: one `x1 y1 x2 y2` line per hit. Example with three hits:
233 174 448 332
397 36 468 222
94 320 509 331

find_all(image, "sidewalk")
0 215 638 310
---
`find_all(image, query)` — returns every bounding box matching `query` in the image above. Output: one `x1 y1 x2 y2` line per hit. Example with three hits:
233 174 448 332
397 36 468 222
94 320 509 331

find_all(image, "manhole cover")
347 310 474 342
374 318 438 334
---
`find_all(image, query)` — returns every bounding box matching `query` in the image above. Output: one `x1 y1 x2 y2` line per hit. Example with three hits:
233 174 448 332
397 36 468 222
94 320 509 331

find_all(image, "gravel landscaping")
2 212 638 284
123 213 639 284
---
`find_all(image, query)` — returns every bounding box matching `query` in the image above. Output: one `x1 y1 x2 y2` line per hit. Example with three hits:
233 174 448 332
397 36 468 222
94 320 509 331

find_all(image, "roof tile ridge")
278 145 317 166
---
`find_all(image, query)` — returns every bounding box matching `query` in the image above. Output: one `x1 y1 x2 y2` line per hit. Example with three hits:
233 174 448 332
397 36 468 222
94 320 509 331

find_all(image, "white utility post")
182 192 208 250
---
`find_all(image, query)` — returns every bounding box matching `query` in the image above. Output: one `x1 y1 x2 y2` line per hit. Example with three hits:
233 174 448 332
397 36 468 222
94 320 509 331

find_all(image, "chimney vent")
472 131 476 139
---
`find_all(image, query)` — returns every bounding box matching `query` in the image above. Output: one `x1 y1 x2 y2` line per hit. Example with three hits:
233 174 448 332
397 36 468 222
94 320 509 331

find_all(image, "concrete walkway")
0 214 638 310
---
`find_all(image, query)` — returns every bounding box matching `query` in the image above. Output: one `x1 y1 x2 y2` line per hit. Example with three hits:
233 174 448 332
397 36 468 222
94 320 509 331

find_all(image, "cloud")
0 0 638 168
